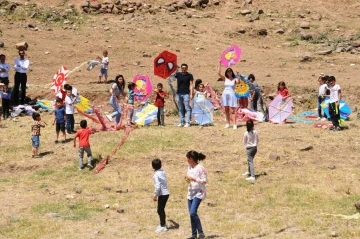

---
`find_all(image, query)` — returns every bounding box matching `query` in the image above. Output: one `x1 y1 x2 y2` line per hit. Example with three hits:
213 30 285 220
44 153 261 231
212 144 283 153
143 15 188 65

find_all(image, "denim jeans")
188 197 203 237
66 114 75 132
177 93 191 124
157 106 165 126
252 92 259 111
246 146 257 177
109 96 121 124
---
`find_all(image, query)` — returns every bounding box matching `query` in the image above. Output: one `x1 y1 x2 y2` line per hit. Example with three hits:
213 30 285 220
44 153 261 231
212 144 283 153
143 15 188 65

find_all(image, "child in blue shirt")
1 85 11 119
52 97 66 143
127 82 145 124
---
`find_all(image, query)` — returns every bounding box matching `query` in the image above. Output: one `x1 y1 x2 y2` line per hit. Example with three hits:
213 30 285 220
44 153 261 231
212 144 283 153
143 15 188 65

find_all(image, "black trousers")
329 102 340 127
0 77 9 86
157 194 169 227
157 106 165 126
2 99 10 117
13 72 27 105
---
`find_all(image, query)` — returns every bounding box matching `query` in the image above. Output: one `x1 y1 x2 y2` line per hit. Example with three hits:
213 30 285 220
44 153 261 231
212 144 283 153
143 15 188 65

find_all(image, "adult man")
175 63 194 127
14 50 30 105
0 54 10 86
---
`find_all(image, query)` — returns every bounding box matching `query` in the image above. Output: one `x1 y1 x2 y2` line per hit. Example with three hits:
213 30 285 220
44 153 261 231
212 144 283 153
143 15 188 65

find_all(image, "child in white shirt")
152 159 169 233
317 75 328 121
328 76 341 131
65 88 77 134
98 50 109 83
242 119 259 181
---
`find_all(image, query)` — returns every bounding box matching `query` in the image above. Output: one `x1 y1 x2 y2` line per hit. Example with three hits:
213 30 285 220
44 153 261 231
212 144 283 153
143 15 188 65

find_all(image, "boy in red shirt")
73 120 94 170
154 83 166 126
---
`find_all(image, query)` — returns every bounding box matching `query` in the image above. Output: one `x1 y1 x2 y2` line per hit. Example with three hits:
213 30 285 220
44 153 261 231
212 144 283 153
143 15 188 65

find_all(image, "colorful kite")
204 83 224 112
320 97 351 120
235 108 264 123
51 66 69 93
134 104 158 126
234 80 250 98
154 50 177 79
269 94 293 123
220 45 242 67
37 99 54 110
192 97 214 126
74 95 92 113
133 74 152 101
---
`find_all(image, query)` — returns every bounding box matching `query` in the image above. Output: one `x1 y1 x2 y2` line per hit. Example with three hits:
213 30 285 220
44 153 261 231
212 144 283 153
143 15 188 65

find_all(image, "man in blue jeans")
175 63 194 127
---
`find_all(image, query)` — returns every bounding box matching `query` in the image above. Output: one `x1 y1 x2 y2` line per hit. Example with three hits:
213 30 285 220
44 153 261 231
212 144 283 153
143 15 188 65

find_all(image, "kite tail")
76 108 100 124
93 126 135 174
93 106 108 130
205 83 224 112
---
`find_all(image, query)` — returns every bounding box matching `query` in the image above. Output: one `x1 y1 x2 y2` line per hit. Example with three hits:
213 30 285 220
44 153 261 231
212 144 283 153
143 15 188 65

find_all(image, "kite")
320 97 351 120
133 74 152 101
220 45 242 67
235 108 264 123
74 95 92 113
269 94 293 124
87 60 101 71
51 66 69 93
192 97 214 126
154 50 177 79
37 99 54 110
204 83 224 112
134 104 158 126
234 79 250 98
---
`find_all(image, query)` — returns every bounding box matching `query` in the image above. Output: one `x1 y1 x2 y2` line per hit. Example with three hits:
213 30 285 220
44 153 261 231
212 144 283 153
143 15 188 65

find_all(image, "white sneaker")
177 123 183 127
106 114 113 121
155 226 168 233
321 118 327 121
316 117 321 120
245 176 255 181
184 123 190 128
155 225 161 231
242 172 250 176
233 125 237 130
224 124 230 128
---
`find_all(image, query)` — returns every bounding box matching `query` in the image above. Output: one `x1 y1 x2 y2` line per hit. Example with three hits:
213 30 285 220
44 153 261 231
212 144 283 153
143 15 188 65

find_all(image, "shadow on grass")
207 235 221 239
167 219 179 230
62 138 73 143
38 151 54 157
255 171 267 180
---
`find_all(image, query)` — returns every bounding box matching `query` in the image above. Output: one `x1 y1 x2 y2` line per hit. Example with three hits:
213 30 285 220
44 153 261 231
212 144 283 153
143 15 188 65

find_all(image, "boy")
328 76 341 131
31 112 46 158
52 98 66 143
154 83 166 126
152 159 169 233
65 87 77 134
73 120 94 170
1 85 11 119
98 50 109 84
317 75 328 121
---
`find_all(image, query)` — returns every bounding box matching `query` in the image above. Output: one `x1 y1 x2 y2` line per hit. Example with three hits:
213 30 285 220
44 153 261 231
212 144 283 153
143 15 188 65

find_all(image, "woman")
218 62 239 129
107 75 126 124
185 150 207 239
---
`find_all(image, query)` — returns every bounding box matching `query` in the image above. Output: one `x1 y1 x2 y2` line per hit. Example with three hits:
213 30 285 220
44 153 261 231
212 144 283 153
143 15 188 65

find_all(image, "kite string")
68 61 88 76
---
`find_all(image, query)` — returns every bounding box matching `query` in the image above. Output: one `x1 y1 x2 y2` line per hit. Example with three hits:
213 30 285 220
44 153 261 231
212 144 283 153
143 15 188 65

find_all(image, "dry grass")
1 0 360 238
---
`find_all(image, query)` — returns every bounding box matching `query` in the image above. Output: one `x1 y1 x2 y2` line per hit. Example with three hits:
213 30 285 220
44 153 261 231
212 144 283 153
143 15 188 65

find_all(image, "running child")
73 120 94 170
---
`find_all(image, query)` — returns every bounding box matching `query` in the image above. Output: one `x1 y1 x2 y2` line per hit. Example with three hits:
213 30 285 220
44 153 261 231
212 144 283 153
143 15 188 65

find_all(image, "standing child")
154 83 166 126
328 76 341 131
194 83 207 100
242 119 259 181
277 81 291 100
73 120 94 170
98 50 109 84
317 75 328 121
152 159 170 233
185 150 207 239
52 98 66 143
127 82 145 124
1 85 11 119
65 87 77 134
31 112 46 158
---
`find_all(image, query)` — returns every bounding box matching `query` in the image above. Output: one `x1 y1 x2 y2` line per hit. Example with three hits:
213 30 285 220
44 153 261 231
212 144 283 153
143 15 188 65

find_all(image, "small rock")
300 22 310 29
300 55 313 62
207 201 217 207
314 134 320 138
168 6 176 12
317 49 332 55
0 41 4 48
213 0 220 5
27 23 35 28
104 204 110 209
116 189 128 193
269 153 280 160
104 26 110 31
355 201 360 211
142 53 151 57
300 144 313 151
275 29 285 34
258 29 267 36
335 47 345 53
103 185 111 191
116 208 125 213
112 203 120 209
330 231 338 237
240 10 252 15
300 32 313 41
350 64 356 67
65 194 75 200
75 188 82 194
44 52 49 55
328 165 336 170
351 41 360 48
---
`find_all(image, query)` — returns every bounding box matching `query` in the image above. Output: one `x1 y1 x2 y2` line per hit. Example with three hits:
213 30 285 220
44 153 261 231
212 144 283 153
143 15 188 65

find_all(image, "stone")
15 42 28 51
65 194 75 200
104 204 110 209
351 41 360 48
207 201 217 207
269 153 280 160
168 6 176 12
75 188 82 194
142 52 151 57
0 41 4 48
103 185 111 191
355 201 360 210
300 144 313 151
237 29 246 34
27 23 35 28
115 189 128 193
300 54 313 62
300 22 310 29
258 29 267 36
68 3 75 8
90 3 101 10
317 49 332 55
300 32 313 40
350 49 357 54
275 29 284 34
104 26 110 31
116 208 125 213
335 47 345 53
213 0 220 5
240 9 252 15
328 165 336 170
330 231 338 237
127 7 135 13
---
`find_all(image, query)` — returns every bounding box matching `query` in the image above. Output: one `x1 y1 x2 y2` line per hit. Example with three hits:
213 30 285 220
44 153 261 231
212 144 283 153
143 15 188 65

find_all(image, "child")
31 112 46 158
73 120 94 170
242 119 259 181
152 159 170 233
65 87 77 134
52 98 66 143
328 76 341 131
154 83 166 126
194 83 207 100
317 75 328 121
127 82 145 124
277 81 291 100
98 50 109 84
185 150 207 239
1 85 11 119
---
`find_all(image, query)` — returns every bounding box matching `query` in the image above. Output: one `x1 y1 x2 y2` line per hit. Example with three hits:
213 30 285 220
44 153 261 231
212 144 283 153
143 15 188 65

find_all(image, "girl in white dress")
218 62 239 129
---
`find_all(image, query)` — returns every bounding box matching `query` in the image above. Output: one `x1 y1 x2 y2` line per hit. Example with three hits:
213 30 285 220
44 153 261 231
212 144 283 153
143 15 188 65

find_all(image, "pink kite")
133 74 152 101
220 45 242 67
51 66 69 93
269 94 293 124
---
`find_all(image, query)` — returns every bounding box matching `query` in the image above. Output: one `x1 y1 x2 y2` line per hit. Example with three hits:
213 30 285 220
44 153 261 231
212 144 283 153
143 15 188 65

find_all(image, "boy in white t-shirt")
328 76 341 131
98 50 109 84
317 75 328 121
65 88 77 134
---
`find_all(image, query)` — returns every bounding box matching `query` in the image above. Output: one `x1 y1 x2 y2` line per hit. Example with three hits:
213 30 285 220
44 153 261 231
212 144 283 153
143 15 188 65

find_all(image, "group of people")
0 50 30 118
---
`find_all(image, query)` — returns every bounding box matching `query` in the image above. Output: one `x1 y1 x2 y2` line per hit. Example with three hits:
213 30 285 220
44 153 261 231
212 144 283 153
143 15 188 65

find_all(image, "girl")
1 85 11 119
185 150 207 239
218 62 239 129
278 81 291 100
194 83 207 101
127 82 145 124
242 120 259 181
107 75 127 124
